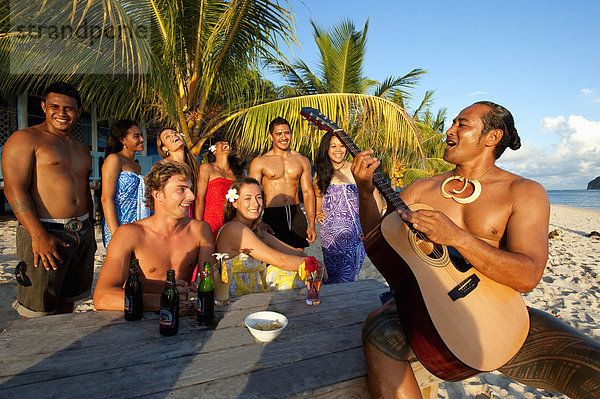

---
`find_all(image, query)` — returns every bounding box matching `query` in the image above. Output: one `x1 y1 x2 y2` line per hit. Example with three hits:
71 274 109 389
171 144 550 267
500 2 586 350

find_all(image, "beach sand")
1 204 598 398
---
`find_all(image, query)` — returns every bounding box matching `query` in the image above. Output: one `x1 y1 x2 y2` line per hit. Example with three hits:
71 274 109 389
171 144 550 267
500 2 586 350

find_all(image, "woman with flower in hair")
216 177 325 295
196 140 244 237
156 127 199 217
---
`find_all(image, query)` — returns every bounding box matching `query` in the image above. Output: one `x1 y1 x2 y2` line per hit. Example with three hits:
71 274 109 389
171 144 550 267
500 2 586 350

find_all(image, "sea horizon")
547 189 600 210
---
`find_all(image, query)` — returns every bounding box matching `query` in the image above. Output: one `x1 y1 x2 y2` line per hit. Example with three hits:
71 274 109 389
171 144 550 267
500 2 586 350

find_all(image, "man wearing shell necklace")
352 101 600 399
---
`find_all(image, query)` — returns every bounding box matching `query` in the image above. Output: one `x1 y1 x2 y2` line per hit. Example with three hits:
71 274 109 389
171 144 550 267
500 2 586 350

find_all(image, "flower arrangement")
209 144 217 153
225 188 239 202
298 256 319 280
213 252 230 283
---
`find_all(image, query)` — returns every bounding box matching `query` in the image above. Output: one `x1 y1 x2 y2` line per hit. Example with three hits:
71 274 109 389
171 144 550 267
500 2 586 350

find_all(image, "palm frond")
412 89 436 120
224 93 425 175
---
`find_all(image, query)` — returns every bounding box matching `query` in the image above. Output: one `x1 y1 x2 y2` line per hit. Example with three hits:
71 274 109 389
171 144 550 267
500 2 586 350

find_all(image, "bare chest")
136 235 199 281
209 165 236 181
121 158 142 174
262 157 303 181
417 190 512 245
36 138 91 176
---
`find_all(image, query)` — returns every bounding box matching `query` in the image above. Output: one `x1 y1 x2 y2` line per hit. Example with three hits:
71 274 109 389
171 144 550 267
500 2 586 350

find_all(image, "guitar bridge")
448 274 480 301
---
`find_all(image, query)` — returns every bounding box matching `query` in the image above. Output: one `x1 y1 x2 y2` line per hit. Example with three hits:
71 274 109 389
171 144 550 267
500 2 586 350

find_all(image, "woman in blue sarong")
314 132 384 283
101 120 152 247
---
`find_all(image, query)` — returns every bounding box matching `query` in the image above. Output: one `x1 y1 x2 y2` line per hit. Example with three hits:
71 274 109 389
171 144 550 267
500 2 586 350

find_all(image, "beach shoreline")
1 204 598 398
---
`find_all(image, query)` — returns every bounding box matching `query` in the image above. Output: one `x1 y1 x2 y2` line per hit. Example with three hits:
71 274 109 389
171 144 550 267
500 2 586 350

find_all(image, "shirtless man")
352 101 600 398
93 161 215 312
249 117 316 249
2 82 96 317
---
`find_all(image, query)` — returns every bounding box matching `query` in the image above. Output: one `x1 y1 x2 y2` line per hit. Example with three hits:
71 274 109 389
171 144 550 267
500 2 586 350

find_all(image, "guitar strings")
307 117 464 284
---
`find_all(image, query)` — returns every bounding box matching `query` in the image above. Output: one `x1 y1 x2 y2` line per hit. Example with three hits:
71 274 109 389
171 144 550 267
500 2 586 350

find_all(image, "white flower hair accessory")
226 188 239 202
212 252 230 261
209 144 217 153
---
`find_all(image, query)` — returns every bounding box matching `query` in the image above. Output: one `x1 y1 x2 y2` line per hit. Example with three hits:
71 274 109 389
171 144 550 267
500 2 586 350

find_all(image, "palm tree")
391 90 452 188
230 19 431 177
1 4 432 177
0 0 296 151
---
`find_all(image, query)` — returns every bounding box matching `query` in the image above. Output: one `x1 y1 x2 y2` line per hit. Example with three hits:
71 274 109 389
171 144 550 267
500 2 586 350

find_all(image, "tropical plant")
0 3 441 178
231 19 435 178
0 0 295 152
394 90 452 187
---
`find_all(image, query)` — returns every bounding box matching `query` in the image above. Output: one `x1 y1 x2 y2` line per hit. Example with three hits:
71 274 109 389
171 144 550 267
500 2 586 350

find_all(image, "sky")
272 0 600 190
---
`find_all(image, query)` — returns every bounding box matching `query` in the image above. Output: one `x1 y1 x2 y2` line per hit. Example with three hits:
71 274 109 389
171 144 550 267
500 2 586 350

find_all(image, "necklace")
440 166 495 204
332 161 346 172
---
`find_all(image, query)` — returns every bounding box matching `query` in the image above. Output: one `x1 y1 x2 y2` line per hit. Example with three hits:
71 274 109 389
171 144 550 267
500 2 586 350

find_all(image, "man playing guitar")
352 101 600 398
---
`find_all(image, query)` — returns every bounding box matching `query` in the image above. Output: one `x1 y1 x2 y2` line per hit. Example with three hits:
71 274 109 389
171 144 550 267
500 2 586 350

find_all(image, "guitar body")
364 203 530 381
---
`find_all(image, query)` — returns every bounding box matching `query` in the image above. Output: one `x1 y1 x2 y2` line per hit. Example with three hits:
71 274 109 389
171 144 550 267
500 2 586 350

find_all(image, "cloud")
581 88 595 95
498 115 600 189
466 91 490 96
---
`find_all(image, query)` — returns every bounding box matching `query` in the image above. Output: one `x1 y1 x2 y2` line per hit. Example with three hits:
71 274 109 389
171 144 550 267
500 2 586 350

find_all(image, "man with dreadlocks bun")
352 101 600 399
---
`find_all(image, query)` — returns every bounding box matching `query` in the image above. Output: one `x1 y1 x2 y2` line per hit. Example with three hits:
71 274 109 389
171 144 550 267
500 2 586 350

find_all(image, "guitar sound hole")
415 233 444 260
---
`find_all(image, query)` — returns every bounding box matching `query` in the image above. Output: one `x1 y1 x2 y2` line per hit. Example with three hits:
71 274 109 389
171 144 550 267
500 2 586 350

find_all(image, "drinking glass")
214 263 231 306
305 267 324 305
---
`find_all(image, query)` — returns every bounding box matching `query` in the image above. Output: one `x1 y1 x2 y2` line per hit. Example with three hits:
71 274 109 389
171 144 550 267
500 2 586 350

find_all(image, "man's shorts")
362 298 442 387
363 299 600 397
13 218 96 317
262 204 309 248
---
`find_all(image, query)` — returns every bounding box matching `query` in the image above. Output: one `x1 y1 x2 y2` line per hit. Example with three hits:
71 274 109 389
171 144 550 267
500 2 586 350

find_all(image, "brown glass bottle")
124 257 143 321
159 269 179 336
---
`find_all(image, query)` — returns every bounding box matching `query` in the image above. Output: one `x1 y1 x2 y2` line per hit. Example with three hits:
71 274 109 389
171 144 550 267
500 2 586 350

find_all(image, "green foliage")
0 0 296 152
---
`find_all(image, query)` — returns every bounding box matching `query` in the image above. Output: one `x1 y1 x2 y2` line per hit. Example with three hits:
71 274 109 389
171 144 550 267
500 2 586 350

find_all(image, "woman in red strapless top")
196 140 244 238
203 177 234 234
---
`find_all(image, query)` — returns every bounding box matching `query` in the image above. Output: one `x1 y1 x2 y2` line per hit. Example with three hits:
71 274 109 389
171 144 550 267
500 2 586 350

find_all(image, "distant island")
588 176 600 190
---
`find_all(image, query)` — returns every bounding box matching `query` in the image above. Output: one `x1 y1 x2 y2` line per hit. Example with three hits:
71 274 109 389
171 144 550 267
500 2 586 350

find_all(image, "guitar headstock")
300 107 341 133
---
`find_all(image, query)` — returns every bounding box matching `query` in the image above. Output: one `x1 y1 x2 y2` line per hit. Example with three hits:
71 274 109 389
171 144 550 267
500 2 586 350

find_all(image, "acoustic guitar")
300 106 530 381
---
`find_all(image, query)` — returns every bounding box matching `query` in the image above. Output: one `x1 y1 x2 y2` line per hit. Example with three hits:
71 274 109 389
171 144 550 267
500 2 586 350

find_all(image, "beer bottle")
159 269 179 336
124 257 143 321
196 262 215 325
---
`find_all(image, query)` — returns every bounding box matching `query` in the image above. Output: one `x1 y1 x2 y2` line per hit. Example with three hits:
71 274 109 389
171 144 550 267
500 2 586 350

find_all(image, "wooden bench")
0 279 438 398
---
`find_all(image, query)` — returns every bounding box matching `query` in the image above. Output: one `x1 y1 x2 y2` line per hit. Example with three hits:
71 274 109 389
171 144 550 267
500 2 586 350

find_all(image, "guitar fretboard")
330 128 409 213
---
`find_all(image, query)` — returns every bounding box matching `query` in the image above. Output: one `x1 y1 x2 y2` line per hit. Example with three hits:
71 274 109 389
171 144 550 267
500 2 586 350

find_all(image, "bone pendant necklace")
440 166 495 204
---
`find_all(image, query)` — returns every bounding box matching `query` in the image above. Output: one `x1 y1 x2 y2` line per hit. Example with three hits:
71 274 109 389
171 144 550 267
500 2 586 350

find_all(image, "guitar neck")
330 128 408 213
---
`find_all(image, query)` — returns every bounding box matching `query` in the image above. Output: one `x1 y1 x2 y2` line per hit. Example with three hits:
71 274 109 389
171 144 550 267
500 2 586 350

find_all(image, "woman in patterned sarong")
101 120 152 247
314 132 383 283
216 177 325 295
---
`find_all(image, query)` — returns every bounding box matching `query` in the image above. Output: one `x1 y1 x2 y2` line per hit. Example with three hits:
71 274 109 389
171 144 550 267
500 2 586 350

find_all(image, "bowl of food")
244 311 288 342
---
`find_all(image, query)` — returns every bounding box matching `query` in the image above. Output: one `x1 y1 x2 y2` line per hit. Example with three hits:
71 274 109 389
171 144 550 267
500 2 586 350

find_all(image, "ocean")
547 190 600 210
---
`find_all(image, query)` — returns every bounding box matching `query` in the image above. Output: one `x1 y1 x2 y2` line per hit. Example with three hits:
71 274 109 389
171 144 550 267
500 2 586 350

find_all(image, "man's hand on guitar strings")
351 149 379 193
399 209 466 248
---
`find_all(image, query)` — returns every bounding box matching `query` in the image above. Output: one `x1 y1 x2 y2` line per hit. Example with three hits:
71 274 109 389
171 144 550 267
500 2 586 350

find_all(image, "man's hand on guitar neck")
351 150 382 235
399 208 467 249
351 149 379 194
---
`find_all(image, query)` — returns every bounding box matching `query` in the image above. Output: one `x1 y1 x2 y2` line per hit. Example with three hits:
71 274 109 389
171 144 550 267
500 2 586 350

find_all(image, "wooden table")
0 279 390 398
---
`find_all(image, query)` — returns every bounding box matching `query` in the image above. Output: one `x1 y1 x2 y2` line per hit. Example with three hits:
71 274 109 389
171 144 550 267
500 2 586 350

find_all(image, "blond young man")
94 161 214 312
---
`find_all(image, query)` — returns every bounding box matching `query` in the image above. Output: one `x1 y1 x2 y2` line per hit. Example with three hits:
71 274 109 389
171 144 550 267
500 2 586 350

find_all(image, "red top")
203 177 234 238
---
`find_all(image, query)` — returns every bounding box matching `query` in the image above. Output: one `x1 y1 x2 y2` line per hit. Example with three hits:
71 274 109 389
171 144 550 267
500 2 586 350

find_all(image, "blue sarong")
102 171 152 247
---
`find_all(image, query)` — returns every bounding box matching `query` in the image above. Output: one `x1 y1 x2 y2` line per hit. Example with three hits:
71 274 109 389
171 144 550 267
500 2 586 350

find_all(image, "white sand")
1 204 598 398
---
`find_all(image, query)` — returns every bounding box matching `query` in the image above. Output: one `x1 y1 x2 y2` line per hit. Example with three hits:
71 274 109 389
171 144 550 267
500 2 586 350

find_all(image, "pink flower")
304 256 319 273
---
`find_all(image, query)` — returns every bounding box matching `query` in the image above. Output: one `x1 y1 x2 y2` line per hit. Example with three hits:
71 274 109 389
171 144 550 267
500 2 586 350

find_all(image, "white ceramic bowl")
244 311 288 342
